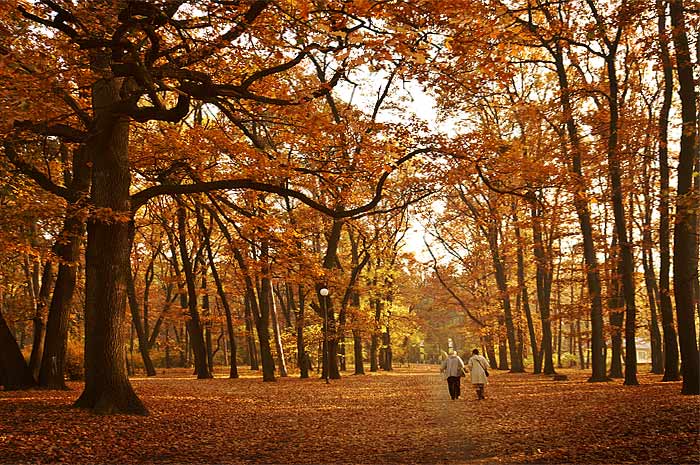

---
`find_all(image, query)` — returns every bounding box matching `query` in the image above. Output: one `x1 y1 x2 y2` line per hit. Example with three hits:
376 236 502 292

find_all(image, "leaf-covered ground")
1 366 698 464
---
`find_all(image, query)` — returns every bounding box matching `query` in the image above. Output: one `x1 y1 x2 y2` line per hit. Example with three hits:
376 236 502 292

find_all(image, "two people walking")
441 349 490 400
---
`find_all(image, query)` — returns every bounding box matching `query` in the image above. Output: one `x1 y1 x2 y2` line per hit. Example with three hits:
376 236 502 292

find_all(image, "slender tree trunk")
656 0 681 382
552 45 606 382
270 287 288 377
601 40 639 385
202 266 215 374
577 319 585 370
557 314 563 368
28 261 53 380
319 219 343 380
176 200 211 379
353 329 365 375
514 214 540 373
164 325 171 369
370 298 380 372
252 252 277 382
608 233 624 379
125 263 156 377
484 334 498 368
670 0 700 395
530 197 555 375
291 285 308 379
345 228 368 373
609 302 624 378
38 146 91 389
383 307 393 371
244 292 259 370
198 209 239 379
643 248 664 374
487 214 521 372
497 321 509 370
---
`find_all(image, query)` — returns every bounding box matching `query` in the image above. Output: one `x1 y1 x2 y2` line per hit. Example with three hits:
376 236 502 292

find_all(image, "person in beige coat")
440 350 466 400
467 348 490 400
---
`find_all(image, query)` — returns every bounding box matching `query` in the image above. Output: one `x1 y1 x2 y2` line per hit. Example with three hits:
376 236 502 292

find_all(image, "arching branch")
424 236 485 328
3 141 73 202
131 148 432 218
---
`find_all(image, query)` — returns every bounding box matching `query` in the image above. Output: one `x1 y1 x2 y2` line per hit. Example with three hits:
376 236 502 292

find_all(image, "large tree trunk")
669 0 699 395
0 306 36 390
39 146 91 389
73 70 145 415
656 0 681 382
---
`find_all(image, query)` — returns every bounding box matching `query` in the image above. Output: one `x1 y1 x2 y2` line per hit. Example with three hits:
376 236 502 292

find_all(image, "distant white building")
635 338 652 364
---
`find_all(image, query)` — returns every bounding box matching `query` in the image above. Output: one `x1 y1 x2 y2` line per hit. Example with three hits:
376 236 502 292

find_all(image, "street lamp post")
320 287 329 384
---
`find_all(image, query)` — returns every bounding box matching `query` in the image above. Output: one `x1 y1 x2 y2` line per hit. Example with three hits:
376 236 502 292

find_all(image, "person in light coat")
440 350 465 400
467 348 490 400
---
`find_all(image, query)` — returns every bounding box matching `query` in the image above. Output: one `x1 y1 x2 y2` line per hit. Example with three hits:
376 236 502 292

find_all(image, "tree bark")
530 197 555 375
38 145 91 389
370 297 381 372
270 288 288 377
642 249 664 374
608 236 625 379
28 260 53 380
198 208 239 378
290 284 309 379
125 263 157 377
514 212 540 373
244 291 259 371
656 0 681 382
176 200 211 379
551 44 606 382
201 262 215 374
256 271 277 382
600 34 639 386
73 68 145 415
0 306 36 390
669 0 700 395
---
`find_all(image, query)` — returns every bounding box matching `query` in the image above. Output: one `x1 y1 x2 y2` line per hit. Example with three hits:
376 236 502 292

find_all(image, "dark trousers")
447 376 461 399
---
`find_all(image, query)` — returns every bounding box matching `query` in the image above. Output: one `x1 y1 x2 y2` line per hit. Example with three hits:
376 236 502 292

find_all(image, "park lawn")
0 366 697 464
